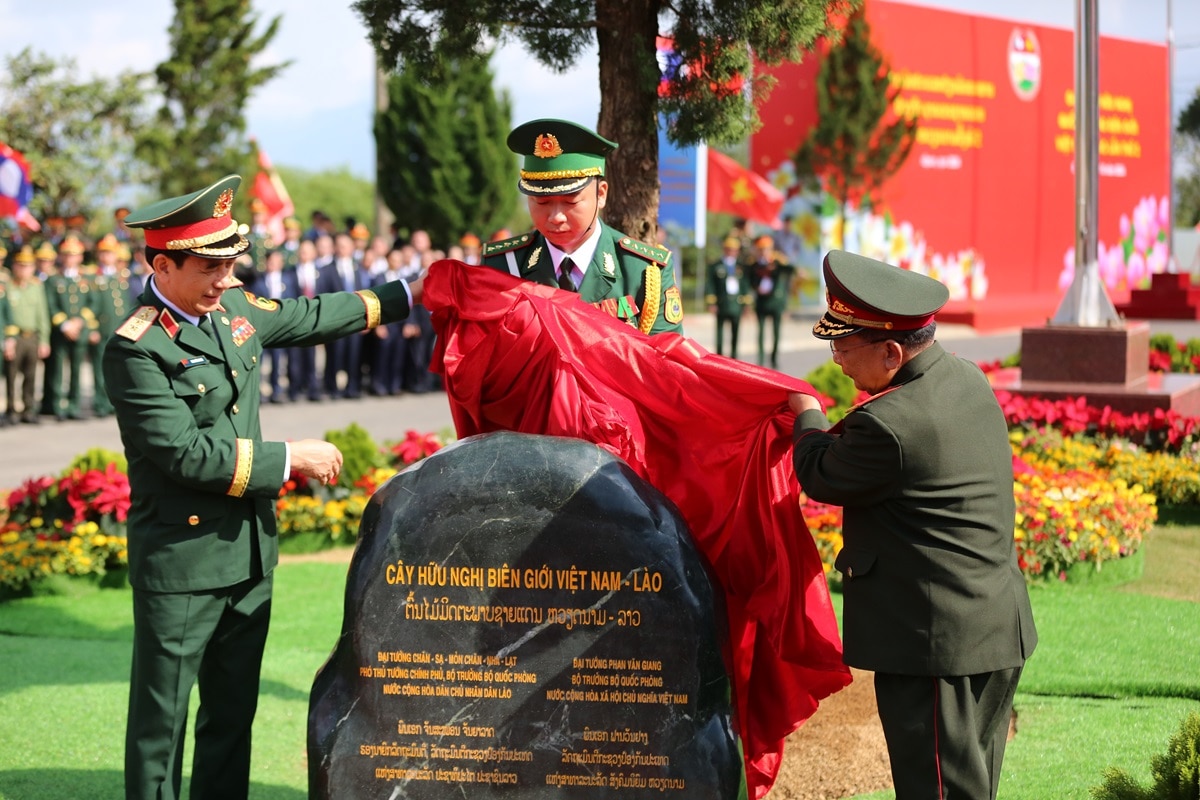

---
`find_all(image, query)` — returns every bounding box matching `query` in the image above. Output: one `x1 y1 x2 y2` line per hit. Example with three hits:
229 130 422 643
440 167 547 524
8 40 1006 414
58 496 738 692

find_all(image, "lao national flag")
251 144 295 243
0 142 34 222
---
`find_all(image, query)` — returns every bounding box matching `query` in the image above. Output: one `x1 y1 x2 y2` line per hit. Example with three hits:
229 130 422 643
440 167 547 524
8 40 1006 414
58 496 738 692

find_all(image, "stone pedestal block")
1020 322 1150 386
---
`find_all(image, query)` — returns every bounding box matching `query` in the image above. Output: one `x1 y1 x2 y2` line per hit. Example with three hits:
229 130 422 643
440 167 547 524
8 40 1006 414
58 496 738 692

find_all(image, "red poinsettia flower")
391 430 443 466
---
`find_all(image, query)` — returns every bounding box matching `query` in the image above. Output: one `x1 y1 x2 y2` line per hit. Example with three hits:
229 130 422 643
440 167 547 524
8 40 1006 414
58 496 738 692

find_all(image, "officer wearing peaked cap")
482 118 684 335
789 250 1037 800
104 174 424 800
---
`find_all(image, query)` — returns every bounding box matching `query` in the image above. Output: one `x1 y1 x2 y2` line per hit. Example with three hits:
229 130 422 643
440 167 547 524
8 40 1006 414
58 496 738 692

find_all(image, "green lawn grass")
1 526 1197 799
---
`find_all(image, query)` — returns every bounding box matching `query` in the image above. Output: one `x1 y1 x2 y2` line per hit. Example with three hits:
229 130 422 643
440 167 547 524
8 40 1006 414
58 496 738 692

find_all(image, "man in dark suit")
481 118 683 336
789 250 1037 800
288 239 322 401
316 231 370 399
103 175 422 800
258 248 299 402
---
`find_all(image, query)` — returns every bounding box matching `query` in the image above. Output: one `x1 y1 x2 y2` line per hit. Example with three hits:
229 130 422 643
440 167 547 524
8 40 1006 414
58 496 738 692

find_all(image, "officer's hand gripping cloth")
423 259 851 798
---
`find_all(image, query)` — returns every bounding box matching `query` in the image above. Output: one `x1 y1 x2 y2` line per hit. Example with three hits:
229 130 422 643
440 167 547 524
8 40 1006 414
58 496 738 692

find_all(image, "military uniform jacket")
704 257 751 318
45 273 98 338
792 343 1037 676
481 224 683 335
748 257 795 315
102 281 413 593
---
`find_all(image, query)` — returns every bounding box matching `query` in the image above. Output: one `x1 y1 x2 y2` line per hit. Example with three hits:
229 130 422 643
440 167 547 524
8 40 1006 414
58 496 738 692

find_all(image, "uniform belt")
19 330 38 338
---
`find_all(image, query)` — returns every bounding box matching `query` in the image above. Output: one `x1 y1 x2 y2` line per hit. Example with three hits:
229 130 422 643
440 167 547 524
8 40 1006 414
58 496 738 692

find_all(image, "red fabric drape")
424 260 851 797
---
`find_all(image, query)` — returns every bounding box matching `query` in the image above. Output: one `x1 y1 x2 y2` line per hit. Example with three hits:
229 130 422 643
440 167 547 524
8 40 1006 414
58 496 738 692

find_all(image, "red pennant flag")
706 149 784 226
251 144 294 243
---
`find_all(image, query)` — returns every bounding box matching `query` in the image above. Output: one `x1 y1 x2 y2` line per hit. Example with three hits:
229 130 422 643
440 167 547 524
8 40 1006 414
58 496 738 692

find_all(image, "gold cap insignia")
213 188 234 218
534 133 563 159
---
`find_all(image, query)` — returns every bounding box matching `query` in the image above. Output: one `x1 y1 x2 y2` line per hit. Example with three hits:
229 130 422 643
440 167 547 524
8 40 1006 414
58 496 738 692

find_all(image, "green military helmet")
507 118 618 197
814 250 950 340
123 174 250 259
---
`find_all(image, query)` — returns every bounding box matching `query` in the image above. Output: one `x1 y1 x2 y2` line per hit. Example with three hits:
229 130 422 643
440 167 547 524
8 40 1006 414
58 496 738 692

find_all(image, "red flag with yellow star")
706 148 784 226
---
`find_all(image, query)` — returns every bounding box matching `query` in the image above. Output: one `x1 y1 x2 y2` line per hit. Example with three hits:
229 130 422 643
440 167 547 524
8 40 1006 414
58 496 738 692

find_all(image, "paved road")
3 310 1195 490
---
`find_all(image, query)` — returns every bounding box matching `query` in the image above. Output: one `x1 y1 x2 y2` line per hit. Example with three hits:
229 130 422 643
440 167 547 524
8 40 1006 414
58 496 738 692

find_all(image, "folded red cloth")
424 259 851 797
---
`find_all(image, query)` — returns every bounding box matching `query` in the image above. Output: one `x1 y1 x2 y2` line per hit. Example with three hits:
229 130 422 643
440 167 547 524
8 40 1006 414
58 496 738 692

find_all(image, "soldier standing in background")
749 234 795 369
3 246 51 426
89 234 132 417
705 236 751 360
0 266 10 427
43 236 98 420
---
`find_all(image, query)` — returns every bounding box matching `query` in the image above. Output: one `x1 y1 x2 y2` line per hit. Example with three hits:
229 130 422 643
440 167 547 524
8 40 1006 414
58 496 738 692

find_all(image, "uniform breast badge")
230 316 256 347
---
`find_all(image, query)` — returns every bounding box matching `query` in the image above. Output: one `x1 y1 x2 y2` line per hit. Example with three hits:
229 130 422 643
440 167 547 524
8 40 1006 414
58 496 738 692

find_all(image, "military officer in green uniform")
3 246 51 425
88 233 132 417
103 175 423 800
705 236 751 359
747 234 795 369
0 266 11 426
43 235 99 419
482 118 683 336
789 250 1037 800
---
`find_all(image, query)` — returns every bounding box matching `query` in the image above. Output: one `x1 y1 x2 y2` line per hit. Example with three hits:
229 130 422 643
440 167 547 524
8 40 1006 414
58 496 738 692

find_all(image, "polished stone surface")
309 431 742 798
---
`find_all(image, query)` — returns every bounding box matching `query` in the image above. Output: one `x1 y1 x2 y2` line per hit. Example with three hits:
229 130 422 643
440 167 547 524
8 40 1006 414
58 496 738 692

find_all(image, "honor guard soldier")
3 246 51 425
705 236 752 359
88 233 132 417
482 118 684 336
43 235 98 419
747 234 795 369
790 250 1037 800
0 264 10 425
103 174 424 800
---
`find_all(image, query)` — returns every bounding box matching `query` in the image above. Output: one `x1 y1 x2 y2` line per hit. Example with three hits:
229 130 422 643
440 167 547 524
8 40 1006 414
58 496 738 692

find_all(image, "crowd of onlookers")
0 204 502 427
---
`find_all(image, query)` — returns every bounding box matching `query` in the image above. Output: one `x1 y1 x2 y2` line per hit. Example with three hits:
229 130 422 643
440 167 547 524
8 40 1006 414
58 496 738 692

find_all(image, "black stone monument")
308 431 744 798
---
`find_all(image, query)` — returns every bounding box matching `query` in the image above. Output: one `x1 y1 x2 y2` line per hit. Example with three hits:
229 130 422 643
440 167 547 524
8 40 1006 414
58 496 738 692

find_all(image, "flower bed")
0 406 1182 596
1 458 130 597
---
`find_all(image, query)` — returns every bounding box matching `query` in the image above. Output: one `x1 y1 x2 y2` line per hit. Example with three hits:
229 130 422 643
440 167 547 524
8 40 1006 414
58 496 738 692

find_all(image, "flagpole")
695 142 709 309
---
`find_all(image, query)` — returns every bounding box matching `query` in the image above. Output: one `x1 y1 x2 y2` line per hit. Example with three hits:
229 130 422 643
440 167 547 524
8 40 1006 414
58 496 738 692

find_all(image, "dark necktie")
557 257 576 292
198 315 221 348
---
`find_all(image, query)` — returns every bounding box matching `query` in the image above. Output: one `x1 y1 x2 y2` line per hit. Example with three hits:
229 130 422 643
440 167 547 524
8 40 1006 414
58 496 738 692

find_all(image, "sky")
0 0 1197 180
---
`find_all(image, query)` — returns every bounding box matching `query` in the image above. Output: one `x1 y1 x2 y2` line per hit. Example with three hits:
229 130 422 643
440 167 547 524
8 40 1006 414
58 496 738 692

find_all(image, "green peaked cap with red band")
123 174 250 259
508 118 618 197
813 250 950 340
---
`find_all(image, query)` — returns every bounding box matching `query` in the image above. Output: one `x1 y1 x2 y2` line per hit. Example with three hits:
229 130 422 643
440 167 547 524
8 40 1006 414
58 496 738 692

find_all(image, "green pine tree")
374 50 517 245
0 49 149 225
354 0 852 244
136 0 289 213
793 7 917 230
1176 88 1200 229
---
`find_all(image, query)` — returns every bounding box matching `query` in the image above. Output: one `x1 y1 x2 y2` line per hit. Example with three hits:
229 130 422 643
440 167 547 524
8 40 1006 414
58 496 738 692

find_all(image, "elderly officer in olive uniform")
789 250 1037 800
103 175 423 800
482 118 683 336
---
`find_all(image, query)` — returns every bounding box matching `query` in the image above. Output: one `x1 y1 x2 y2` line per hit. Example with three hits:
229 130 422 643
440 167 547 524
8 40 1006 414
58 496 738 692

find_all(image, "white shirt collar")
546 221 604 275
